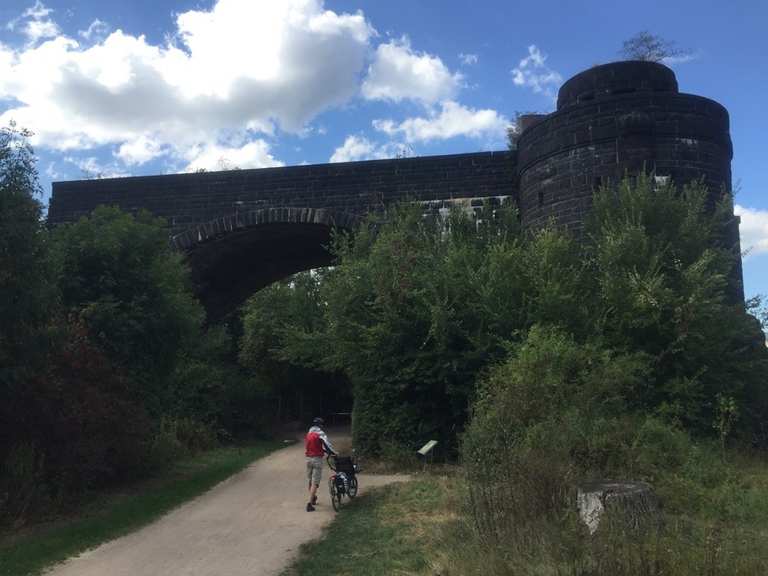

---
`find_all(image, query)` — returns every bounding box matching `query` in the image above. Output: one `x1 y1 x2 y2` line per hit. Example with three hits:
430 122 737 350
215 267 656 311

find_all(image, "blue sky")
1 0 766 298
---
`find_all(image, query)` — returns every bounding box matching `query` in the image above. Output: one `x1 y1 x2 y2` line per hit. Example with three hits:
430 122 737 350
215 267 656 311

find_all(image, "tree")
459 177 768 567
586 175 767 433
0 123 58 470
317 204 531 455
293 176 766 456
50 206 204 414
239 270 350 423
0 123 60 519
0 123 57 381
0 127 152 518
620 31 687 63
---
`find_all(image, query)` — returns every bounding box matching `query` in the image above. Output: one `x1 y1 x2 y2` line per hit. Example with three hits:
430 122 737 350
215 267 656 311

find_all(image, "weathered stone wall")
49 151 516 237
48 62 735 247
516 61 733 233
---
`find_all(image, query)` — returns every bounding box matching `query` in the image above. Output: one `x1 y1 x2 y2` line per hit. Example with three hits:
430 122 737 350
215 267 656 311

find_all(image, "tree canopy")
51 206 205 413
251 176 766 456
0 123 56 382
620 31 688 62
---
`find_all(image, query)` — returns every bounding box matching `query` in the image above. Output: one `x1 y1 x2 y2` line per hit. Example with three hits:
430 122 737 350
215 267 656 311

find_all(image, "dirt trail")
45 438 408 576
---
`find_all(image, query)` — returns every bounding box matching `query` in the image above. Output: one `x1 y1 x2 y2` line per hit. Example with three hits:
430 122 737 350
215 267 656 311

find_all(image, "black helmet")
312 417 324 426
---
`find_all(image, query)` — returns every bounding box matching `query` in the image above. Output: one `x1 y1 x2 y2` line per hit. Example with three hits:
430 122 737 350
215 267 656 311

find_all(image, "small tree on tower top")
620 31 687 63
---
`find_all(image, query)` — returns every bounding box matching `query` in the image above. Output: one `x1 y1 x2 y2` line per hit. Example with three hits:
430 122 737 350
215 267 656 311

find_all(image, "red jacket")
305 426 335 457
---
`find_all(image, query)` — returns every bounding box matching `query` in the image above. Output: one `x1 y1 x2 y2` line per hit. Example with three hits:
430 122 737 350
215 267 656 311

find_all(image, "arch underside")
176 208 358 322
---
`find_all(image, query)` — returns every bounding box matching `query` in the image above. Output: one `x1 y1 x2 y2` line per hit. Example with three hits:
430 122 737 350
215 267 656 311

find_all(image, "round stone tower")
516 60 733 233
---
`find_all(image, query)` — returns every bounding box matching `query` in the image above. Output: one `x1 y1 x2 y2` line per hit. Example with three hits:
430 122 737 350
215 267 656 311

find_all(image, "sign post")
417 440 438 471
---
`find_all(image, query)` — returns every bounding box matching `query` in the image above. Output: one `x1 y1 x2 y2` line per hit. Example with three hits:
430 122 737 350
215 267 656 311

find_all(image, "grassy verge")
284 453 768 576
283 477 454 576
0 441 284 576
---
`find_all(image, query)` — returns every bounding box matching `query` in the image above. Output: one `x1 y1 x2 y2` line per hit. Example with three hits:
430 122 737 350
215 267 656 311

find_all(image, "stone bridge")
48 60 741 320
49 152 515 320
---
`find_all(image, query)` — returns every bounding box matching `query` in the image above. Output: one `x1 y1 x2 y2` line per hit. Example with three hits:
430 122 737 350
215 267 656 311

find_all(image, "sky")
0 0 766 298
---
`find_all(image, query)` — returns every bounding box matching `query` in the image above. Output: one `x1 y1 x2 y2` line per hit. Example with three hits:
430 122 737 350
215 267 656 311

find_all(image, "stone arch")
173 207 361 322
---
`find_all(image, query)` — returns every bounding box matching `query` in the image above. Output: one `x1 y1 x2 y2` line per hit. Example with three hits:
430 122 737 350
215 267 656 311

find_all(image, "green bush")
320 204 541 455
462 326 652 545
146 417 219 471
146 419 188 470
259 175 766 461
174 417 218 453
21 321 153 502
462 174 765 483
377 442 419 470
50 206 204 416
0 443 45 523
586 175 768 434
631 416 691 480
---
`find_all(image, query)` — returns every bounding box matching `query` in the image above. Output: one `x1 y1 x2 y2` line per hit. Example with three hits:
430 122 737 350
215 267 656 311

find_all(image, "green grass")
283 478 452 576
0 441 283 576
284 454 768 576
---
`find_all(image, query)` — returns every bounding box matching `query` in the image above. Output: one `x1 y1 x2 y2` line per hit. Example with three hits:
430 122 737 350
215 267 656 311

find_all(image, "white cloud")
44 161 61 179
735 204 768 257
459 52 478 66
372 100 507 143
511 44 562 99
330 135 375 162
22 18 60 45
0 46 13 83
362 37 461 105
66 155 129 179
329 134 411 162
0 0 374 166
184 140 283 172
7 1 60 45
662 52 699 66
21 1 51 20
1 1 509 171
78 19 110 42
116 135 165 166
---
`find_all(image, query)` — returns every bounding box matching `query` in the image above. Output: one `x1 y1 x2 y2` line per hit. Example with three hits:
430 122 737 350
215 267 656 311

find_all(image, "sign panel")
417 440 438 456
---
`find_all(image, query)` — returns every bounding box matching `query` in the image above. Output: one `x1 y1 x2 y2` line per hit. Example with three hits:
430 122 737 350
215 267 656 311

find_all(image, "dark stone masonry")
48 61 741 320
517 61 732 232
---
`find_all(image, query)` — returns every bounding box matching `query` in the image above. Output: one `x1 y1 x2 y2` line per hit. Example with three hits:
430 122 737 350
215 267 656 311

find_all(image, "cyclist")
305 417 336 511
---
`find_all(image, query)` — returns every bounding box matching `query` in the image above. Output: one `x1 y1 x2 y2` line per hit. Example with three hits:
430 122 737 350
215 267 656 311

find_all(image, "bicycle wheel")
348 476 358 498
329 477 341 511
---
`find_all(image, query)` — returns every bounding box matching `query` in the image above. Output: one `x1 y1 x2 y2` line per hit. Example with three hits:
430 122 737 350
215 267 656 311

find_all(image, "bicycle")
326 453 359 511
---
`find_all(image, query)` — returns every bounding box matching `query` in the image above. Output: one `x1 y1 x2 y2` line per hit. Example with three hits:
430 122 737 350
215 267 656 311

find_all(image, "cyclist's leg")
307 458 321 510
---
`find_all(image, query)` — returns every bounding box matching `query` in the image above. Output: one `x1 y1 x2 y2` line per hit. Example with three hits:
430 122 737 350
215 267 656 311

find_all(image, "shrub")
0 319 155 523
0 443 45 524
631 416 691 480
145 417 219 471
461 326 653 550
586 175 768 435
321 205 582 456
146 419 188 470
174 417 218 453
378 440 420 469
34 320 153 493
459 176 765 555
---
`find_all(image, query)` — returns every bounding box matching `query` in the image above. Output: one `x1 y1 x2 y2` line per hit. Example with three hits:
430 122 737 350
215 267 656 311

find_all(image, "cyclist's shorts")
306 456 323 485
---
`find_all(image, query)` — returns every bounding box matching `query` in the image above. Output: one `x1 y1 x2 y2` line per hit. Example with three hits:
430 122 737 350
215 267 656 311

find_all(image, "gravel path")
45 439 408 576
